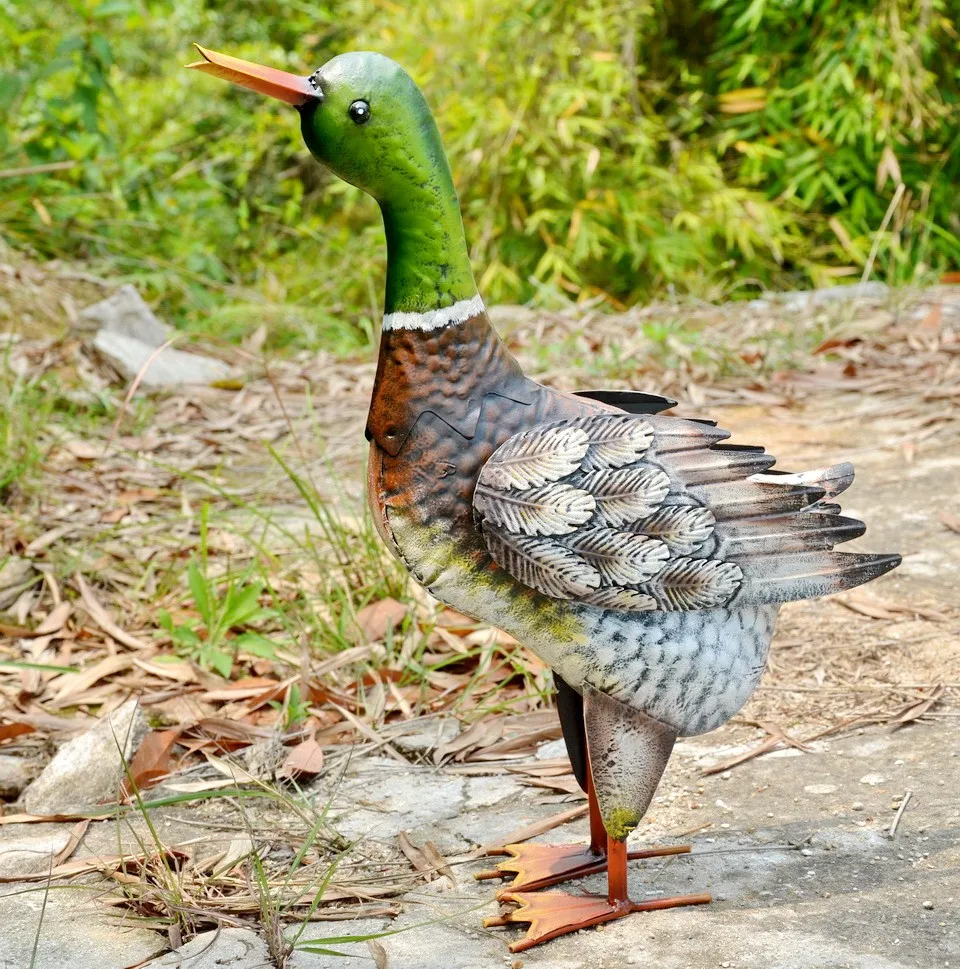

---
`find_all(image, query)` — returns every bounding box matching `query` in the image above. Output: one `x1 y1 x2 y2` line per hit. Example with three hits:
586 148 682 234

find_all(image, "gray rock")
389 718 460 757
0 888 163 969
0 753 40 799
93 331 231 389
535 738 568 761
0 555 35 610
333 757 465 841
78 284 170 345
778 282 888 311
144 928 270 968
0 826 71 877
23 698 149 815
463 774 521 811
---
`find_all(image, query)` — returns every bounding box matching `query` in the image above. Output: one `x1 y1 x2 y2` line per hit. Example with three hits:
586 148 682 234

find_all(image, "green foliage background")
2 0 958 347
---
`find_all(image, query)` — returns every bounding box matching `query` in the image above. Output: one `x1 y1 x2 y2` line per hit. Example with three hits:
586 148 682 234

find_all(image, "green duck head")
189 46 478 317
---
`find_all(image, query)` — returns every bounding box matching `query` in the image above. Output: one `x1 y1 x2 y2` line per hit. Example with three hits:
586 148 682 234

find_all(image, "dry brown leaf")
940 512 960 535
34 601 72 635
76 573 150 650
0 723 35 743
54 819 90 867
888 685 945 729
51 654 132 705
433 718 503 765
131 657 196 683
366 940 388 969
397 832 431 874
0 622 48 639
421 842 456 889
355 598 408 642
521 775 585 796
123 728 182 794
277 736 325 778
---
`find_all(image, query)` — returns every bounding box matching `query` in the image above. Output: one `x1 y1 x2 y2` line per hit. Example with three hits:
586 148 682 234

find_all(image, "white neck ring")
382 294 485 333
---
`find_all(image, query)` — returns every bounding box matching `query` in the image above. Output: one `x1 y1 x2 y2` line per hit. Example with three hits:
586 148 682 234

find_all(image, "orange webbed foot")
476 843 603 894
475 841 693 894
485 889 712 953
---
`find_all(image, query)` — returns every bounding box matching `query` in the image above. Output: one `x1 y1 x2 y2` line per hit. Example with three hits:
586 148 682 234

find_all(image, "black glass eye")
348 100 371 125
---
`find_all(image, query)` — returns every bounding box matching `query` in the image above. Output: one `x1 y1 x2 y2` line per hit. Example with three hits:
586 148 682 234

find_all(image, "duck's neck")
368 177 531 454
378 171 480 327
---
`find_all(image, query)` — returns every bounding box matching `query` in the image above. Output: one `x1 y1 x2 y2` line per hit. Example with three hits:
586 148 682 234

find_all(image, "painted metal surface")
192 48 901 952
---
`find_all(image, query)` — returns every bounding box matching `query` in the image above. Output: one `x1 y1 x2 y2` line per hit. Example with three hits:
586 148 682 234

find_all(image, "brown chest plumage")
365 313 599 588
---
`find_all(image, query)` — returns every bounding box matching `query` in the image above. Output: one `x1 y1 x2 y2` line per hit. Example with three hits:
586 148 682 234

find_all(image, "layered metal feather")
473 412 895 612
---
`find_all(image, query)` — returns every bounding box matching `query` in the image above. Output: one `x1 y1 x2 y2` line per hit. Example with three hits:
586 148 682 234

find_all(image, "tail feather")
739 551 902 604
752 462 855 502
720 513 866 557
689 480 826 520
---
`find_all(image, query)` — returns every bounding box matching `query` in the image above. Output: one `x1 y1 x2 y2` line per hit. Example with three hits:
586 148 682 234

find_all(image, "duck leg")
484 687 711 952
476 676 691 893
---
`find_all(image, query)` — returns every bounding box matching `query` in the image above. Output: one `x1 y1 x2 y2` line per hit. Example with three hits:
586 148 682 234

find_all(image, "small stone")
852 802 865 811
78 285 170 343
23 698 149 815
94 331 231 389
0 827 72 877
859 774 885 787
801 848 813 857
391 718 460 757
804 784 837 795
0 754 41 799
0 556 35 610
923 900 934 910
535 738 568 761
721 771 732 780
144 928 268 967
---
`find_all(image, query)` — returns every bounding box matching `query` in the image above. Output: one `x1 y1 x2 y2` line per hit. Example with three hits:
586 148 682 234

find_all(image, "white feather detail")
643 558 743 610
632 504 716 555
475 482 596 536
563 528 669 584
573 415 654 471
381 294 485 332
580 467 671 526
480 425 589 490
485 529 601 598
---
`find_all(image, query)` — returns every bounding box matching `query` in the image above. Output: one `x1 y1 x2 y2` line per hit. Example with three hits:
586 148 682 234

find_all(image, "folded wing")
473 413 899 612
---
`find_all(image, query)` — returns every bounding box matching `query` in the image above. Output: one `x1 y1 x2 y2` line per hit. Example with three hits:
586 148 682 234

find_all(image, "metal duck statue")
190 48 901 952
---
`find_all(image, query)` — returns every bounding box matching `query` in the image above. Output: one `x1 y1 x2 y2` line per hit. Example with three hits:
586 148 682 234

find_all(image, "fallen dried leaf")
940 512 960 535
366 940 388 969
51 654 132 705
76 573 150 650
355 598 408 642
277 735 324 778
888 685 945 729
0 723 36 743
123 729 182 794
54 819 90 867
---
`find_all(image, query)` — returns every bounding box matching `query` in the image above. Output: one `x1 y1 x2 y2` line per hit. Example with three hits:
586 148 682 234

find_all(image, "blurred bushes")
1 0 958 346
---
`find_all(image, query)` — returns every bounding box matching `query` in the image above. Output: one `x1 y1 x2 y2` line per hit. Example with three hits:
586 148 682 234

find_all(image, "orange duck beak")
186 45 319 106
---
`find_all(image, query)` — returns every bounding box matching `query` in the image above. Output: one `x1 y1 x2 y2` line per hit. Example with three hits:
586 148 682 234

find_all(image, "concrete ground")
3 362 958 967
3 721 955 969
